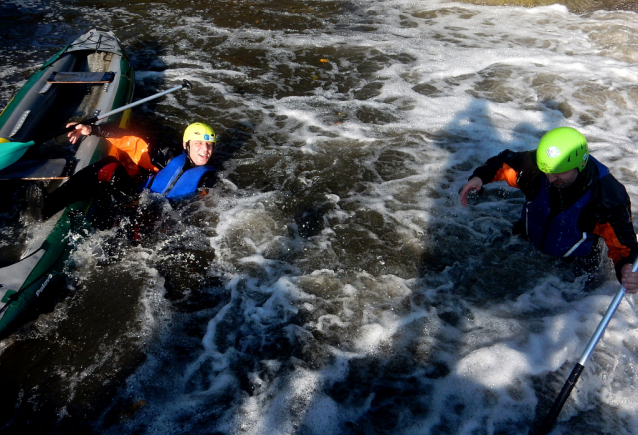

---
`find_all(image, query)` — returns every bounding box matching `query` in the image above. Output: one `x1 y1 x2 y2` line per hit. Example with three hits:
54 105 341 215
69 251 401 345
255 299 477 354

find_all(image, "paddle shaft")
537 258 638 434
32 79 192 146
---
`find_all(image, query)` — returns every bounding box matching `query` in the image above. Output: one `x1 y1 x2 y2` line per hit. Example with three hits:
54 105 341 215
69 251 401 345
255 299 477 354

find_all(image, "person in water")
459 126 638 293
37 121 216 223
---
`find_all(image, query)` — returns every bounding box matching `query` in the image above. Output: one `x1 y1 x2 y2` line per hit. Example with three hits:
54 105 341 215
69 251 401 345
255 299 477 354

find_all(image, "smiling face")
184 140 214 166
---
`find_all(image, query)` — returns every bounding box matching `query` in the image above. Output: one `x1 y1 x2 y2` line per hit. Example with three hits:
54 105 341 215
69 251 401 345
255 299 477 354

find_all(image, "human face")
184 140 214 166
546 168 578 189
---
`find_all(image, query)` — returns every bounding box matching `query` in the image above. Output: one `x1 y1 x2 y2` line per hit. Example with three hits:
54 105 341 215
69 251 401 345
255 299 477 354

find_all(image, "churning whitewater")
1 0 638 434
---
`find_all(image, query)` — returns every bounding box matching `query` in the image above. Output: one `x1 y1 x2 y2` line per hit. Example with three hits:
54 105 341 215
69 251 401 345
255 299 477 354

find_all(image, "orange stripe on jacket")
492 163 519 188
106 136 159 178
594 222 632 265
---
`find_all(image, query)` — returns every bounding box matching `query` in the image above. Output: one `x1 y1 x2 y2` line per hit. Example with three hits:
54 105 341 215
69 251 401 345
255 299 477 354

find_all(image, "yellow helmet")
183 122 215 143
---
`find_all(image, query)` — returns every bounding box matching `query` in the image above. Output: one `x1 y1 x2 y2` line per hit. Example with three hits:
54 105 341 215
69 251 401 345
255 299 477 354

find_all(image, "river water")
2 0 638 434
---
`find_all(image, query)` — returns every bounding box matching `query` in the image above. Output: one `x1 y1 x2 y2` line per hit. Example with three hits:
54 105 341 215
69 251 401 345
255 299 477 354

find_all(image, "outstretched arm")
459 149 539 207
66 122 136 144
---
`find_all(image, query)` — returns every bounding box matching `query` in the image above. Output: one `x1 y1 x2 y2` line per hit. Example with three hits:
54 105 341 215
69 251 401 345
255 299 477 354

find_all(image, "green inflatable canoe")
0 28 135 339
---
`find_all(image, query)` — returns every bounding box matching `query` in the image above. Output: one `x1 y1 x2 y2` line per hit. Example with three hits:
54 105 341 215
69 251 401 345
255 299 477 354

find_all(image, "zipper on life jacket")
161 166 186 196
147 164 186 197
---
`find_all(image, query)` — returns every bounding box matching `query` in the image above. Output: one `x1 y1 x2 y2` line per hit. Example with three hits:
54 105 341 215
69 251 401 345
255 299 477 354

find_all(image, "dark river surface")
2 1 638 434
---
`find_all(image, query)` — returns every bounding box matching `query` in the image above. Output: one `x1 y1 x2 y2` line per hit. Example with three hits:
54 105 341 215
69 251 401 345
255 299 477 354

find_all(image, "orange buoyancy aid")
106 136 159 178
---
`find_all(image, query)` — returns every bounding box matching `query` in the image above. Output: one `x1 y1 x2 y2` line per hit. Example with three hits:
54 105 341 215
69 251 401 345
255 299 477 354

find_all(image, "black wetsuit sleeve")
594 174 638 280
149 145 178 170
470 151 511 185
470 149 542 197
91 123 131 138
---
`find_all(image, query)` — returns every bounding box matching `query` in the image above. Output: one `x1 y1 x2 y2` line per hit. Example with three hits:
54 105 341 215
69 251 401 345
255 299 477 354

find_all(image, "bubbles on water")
4 0 638 434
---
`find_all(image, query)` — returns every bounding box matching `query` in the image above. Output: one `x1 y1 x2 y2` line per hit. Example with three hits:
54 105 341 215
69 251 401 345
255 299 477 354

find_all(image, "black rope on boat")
66 31 119 54
95 32 102 54
0 291 20 315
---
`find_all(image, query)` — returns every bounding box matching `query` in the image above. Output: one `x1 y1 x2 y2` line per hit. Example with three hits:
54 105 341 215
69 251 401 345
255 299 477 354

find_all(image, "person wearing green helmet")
32 121 217 225
459 127 638 292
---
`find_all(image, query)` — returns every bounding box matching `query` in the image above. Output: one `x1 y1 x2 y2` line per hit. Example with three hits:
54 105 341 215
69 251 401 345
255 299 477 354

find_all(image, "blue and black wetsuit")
42 125 216 222
469 149 638 281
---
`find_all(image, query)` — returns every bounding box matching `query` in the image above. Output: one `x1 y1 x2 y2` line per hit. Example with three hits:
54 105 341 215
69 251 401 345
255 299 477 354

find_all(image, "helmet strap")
185 141 196 166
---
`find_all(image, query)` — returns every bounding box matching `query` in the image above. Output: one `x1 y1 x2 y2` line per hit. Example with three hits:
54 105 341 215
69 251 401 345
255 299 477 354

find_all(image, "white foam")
45 0 638 433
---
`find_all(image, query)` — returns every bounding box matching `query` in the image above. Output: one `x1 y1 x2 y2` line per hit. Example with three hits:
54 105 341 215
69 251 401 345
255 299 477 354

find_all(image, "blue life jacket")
522 157 608 257
145 153 215 199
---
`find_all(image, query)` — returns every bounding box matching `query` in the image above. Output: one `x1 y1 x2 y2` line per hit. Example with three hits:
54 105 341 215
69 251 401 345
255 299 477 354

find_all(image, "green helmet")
536 127 588 173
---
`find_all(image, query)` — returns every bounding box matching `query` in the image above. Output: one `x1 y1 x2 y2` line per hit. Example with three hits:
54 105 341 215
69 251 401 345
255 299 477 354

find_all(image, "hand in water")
459 176 483 207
